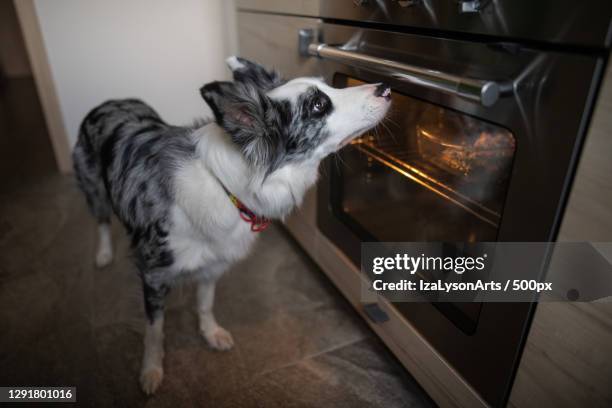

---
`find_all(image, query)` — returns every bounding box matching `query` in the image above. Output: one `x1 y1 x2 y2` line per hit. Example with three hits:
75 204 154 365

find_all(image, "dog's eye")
306 89 331 116
312 98 326 114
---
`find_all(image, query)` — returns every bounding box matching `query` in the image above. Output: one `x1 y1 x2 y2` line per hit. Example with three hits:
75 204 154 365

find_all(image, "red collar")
226 192 270 232
214 175 270 232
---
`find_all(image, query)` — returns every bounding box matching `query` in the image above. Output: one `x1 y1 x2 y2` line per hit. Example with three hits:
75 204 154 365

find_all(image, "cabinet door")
236 12 319 79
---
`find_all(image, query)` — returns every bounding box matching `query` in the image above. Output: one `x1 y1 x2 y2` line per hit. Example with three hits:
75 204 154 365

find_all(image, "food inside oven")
416 115 515 180
336 77 516 243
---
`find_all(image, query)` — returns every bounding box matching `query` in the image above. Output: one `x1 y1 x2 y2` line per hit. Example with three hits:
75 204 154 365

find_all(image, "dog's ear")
200 81 282 168
200 81 238 123
225 56 284 90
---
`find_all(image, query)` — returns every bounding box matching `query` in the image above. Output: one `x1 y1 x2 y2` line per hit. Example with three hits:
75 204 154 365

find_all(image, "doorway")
0 0 57 193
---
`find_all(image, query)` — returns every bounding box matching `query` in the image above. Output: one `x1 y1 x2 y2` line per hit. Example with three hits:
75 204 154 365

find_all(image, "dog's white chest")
167 177 259 279
168 208 256 277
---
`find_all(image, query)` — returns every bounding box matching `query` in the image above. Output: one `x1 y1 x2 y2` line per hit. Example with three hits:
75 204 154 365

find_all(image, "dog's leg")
73 141 114 268
196 279 234 351
140 279 169 395
95 223 113 268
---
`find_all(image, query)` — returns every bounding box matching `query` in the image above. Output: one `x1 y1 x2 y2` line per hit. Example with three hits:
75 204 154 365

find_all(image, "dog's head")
200 56 391 173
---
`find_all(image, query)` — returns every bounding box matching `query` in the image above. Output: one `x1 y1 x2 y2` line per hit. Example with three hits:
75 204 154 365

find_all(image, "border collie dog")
73 57 391 394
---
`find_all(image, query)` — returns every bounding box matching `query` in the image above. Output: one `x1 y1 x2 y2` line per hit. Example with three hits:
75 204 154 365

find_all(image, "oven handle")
307 42 501 107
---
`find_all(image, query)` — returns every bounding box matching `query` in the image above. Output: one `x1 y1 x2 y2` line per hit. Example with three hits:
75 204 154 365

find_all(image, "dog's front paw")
140 366 163 395
95 247 113 268
203 327 234 351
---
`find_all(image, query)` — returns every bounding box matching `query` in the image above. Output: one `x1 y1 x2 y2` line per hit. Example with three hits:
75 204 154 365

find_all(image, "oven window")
330 77 516 334
333 77 516 243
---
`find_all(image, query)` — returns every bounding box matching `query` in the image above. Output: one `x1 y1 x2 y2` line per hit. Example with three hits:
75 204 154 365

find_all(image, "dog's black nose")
374 83 392 100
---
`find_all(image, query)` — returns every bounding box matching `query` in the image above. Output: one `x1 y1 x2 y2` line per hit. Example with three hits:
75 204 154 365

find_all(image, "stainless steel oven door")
313 23 603 407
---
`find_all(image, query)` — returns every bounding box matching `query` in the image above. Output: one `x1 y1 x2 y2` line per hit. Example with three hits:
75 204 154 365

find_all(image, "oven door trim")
315 22 603 407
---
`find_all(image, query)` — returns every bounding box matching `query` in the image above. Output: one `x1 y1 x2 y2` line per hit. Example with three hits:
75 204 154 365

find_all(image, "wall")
32 0 231 147
0 0 32 78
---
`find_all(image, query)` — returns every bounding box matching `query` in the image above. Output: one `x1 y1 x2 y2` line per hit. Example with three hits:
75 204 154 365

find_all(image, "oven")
311 21 604 408
236 1 610 406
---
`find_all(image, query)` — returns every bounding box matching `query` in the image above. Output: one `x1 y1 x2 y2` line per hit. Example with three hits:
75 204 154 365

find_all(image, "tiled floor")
0 79 435 407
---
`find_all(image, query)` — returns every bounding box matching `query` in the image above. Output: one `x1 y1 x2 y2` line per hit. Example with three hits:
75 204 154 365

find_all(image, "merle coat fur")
72 56 391 394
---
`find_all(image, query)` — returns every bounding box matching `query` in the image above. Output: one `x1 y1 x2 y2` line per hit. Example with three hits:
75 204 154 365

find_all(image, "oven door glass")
334 76 516 243
331 76 516 333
